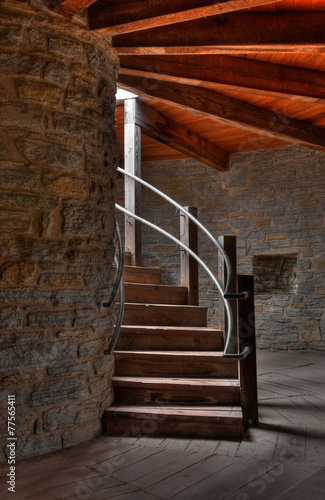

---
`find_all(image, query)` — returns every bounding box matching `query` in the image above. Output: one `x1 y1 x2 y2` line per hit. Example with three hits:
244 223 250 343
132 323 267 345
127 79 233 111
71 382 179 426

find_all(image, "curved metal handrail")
117 167 247 300
103 220 125 355
104 219 124 308
116 204 252 360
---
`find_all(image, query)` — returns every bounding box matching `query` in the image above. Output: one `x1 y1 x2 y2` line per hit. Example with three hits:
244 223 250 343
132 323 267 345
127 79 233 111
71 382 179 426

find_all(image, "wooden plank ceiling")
55 0 325 170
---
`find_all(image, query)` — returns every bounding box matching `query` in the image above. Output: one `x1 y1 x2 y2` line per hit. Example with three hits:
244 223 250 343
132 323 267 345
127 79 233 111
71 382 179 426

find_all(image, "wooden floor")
2 350 325 500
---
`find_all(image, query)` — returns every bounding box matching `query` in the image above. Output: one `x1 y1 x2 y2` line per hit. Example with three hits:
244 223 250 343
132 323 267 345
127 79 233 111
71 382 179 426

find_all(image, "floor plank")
278 468 325 500
145 454 234 499
111 447 184 483
131 451 209 490
235 426 279 462
170 457 268 500
91 445 165 475
225 463 322 500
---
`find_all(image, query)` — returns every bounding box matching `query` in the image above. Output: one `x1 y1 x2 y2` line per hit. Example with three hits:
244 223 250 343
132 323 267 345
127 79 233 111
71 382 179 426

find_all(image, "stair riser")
120 304 207 327
116 333 223 351
117 252 131 266
123 267 162 284
119 285 188 305
104 415 243 438
114 355 238 378
113 386 240 405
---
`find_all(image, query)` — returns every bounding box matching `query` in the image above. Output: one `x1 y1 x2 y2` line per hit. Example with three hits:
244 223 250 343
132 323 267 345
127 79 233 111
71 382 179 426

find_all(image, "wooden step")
116 326 224 351
116 251 131 266
104 405 244 438
113 376 240 405
121 283 188 305
119 303 208 327
123 265 162 284
114 351 238 378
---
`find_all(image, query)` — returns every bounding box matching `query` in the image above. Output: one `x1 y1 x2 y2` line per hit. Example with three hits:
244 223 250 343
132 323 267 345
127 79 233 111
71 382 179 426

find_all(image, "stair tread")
123 283 187 290
124 265 162 271
120 325 222 333
113 376 240 387
106 405 243 417
120 303 207 309
115 350 227 357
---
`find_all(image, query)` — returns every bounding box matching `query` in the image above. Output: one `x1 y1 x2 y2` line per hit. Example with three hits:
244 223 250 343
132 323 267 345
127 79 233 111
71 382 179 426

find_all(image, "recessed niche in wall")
253 254 298 293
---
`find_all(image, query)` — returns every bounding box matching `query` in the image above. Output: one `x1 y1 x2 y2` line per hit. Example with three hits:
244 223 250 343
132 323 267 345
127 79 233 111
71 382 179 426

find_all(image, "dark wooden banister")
180 207 199 306
217 235 258 427
238 274 258 426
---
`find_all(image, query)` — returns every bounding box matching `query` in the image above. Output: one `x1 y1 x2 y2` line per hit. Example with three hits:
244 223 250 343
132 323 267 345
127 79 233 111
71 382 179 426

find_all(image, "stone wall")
0 0 119 461
117 145 325 353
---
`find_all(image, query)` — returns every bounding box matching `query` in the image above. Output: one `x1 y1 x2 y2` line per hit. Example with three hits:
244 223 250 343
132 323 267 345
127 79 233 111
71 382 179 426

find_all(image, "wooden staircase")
104 255 245 439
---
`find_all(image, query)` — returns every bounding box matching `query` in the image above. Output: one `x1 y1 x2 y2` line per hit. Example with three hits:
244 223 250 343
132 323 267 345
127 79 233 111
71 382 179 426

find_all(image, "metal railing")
103 220 125 355
106 168 253 360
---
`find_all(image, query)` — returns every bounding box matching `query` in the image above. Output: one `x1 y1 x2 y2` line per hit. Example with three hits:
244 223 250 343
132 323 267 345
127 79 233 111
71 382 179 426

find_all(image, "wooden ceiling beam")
119 56 325 104
55 0 97 17
133 100 229 171
89 0 282 36
113 12 325 55
118 75 325 151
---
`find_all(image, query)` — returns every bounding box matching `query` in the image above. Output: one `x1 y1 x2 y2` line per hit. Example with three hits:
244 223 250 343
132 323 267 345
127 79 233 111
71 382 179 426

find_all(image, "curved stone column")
0 0 119 460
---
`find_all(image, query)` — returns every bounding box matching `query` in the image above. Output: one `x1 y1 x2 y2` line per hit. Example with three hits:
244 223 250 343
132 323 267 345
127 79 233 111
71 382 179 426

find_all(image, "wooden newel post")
124 98 141 266
238 274 258 427
180 207 199 306
218 235 238 352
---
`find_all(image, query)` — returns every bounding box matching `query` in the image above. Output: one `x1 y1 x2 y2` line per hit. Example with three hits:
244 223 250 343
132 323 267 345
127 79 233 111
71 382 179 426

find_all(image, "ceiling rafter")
88 0 282 36
118 75 325 151
54 0 97 17
53 0 325 159
133 99 229 171
112 12 325 55
119 55 325 104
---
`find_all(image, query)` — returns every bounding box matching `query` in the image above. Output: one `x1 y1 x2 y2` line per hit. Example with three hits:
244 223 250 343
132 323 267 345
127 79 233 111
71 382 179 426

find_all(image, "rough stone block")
0 24 23 48
0 389 23 408
38 272 84 287
16 78 63 105
45 405 76 430
28 28 46 48
0 103 43 128
42 174 86 198
29 377 85 407
224 165 247 187
48 362 89 377
0 341 76 372
0 52 44 76
62 420 102 449
79 341 99 358
0 289 52 305
29 313 74 327
62 200 102 236
251 242 270 250
53 113 97 142
16 434 60 460
0 209 33 234
298 321 321 343
16 139 83 169
50 291 95 307
0 134 11 160
0 167 39 190
43 61 69 85
84 43 115 74
76 405 99 424
48 37 86 61
231 219 251 229
309 344 325 352
0 307 22 330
